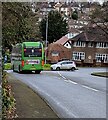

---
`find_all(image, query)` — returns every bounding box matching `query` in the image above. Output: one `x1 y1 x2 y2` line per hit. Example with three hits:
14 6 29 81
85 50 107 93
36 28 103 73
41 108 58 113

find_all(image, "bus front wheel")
18 66 22 73
35 70 41 74
13 65 15 72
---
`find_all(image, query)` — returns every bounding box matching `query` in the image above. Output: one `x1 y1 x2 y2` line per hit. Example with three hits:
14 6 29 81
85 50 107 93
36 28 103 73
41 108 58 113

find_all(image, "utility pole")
45 9 48 64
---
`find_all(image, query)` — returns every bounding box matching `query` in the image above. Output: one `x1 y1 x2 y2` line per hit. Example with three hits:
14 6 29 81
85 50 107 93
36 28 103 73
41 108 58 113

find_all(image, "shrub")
43 64 51 70
4 63 12 70
2 72 17 119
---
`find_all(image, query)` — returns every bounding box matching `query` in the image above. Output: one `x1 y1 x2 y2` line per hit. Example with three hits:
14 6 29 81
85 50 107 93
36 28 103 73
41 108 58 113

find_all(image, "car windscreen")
24 47 42 57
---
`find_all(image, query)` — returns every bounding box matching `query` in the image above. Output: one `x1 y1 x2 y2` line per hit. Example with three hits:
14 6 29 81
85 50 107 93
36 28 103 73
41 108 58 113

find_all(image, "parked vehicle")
50 60 77 71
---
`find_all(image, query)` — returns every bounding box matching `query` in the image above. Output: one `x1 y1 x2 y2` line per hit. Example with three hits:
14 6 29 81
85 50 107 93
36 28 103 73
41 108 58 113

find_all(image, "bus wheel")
18 66 22 73
35 70 41 74
13 65 15 72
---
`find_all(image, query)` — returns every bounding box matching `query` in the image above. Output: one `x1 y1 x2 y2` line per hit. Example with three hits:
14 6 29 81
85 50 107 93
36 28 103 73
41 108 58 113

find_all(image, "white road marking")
30 82 78 118
58 71 99 92
62 76 67 79
57 71 67 79
5 70 13 73
68 80 78 85
64 80 77 85
64 80 69 82
82 85 99 92
58 71 62 76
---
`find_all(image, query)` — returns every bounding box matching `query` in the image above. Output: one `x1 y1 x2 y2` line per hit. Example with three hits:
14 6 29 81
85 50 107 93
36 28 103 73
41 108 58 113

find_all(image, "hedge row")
2 72 17 119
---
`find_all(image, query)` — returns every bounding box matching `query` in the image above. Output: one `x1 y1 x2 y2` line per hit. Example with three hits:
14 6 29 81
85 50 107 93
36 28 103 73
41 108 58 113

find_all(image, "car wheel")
56 67 60 71
71 67 75 71
51 67 53 71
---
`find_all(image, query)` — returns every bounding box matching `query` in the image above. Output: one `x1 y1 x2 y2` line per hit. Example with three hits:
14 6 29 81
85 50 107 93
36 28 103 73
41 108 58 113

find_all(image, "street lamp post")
45 11 48 64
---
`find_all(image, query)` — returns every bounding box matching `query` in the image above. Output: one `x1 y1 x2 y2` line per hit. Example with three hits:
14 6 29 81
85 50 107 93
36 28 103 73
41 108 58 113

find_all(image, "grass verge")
91 72 108 78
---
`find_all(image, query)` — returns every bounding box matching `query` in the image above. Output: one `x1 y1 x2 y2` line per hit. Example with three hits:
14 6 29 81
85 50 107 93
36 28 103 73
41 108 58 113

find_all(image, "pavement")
0 86 1 120
7 73 59 119
0 68 2 120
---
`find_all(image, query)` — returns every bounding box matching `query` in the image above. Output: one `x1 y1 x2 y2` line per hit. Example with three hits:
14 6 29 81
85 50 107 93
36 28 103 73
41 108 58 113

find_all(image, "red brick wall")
71 41 108 66
47 43 71 63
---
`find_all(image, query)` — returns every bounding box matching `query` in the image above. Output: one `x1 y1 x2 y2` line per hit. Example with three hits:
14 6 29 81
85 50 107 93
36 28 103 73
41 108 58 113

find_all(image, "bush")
4 63 12 70
43 64 51 70
2 72 17 119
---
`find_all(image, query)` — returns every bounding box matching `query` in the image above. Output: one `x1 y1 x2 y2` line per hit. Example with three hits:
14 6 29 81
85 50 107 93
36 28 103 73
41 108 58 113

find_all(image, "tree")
71 9 78 20
39 10 68 44
2 2 40 50
90 2 108 35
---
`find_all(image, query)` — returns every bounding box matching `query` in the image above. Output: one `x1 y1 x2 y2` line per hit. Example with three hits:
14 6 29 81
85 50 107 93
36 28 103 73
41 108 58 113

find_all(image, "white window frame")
73 41 86 47
73 52 85 61
96 42 108 48
95 53 108 63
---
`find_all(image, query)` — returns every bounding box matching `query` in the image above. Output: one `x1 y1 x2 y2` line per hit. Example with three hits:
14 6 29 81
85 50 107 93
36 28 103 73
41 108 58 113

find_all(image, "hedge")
2 72 17 119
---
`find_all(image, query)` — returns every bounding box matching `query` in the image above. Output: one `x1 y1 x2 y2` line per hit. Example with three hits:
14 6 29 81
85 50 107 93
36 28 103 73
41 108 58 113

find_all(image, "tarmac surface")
7 73 59 119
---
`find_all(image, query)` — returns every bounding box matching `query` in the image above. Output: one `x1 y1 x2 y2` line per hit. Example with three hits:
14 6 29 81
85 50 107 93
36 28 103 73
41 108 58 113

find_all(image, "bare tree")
90 2 108 35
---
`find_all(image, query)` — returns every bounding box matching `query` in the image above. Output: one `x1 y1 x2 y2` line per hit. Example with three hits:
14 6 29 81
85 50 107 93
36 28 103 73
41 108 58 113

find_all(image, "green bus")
11 42 44 74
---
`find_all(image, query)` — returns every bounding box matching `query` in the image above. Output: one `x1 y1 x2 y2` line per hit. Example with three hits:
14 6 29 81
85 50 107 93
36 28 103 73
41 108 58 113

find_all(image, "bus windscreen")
24 47 42 57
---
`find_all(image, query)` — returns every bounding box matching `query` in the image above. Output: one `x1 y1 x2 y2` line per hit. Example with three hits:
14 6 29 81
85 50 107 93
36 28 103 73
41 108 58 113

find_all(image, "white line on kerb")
82 85 98 92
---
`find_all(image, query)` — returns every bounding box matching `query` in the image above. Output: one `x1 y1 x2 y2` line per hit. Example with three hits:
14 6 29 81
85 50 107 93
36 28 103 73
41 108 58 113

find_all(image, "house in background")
47 43 71 63
36 2 108 66
55 36 71 48
70 25 108 67
46 29 81 63
47 25 108 67
55 28 81 49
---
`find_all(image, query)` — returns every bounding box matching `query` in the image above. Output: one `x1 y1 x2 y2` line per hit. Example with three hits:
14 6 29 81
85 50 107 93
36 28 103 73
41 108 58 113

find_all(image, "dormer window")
96 42 108 48
88 42 94 47
73 41 86 47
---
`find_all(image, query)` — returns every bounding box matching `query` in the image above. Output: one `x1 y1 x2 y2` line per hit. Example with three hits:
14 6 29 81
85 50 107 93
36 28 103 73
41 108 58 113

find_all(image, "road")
7 67 106 118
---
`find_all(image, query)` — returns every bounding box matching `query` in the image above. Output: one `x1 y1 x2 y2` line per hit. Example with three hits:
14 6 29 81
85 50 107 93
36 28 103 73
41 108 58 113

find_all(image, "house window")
96 42 108 48
88 42 94 47
95 53 108 63
74 41 86 47
51 51 59 56
73 52 85 61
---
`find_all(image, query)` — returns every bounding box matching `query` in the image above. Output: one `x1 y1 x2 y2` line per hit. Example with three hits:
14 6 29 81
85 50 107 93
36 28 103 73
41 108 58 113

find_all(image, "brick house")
70 25 108 67
46 25 108 67
46 31 80 63
47 43 71 63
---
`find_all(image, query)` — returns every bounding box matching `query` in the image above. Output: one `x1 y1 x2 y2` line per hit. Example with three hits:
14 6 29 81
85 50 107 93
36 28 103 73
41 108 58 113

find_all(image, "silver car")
51 60 77 71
